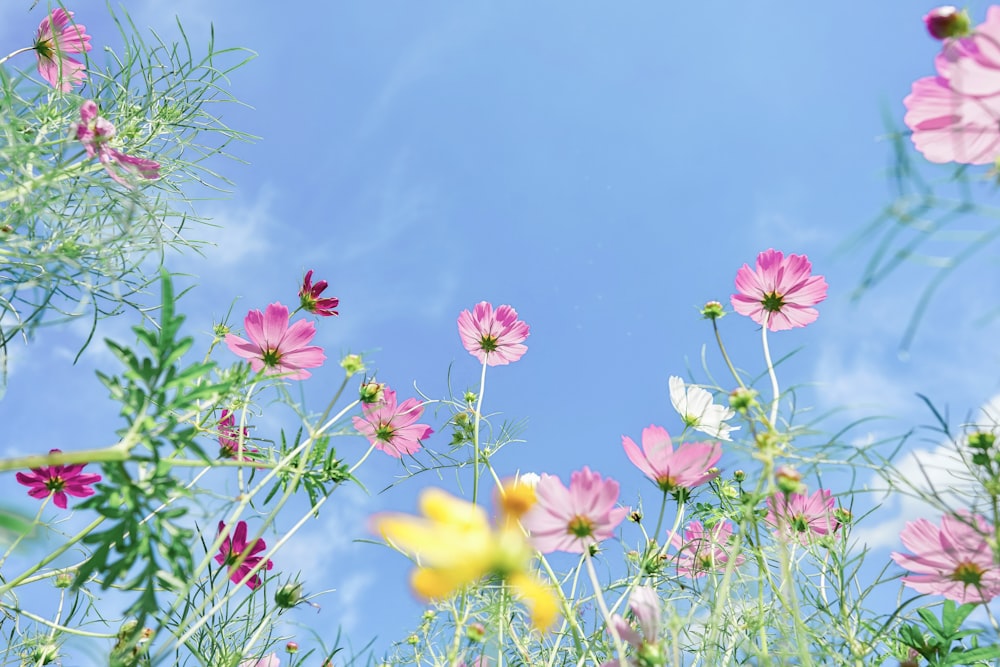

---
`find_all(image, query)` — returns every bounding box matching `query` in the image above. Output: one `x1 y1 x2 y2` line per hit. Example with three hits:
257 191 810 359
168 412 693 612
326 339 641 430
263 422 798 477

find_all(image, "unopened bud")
275 582 303 609
729 387 758 412
701 301 725 320
286 642 299 654
733 470 746 483
359 379 385 404
924 6 972 40
969 431 996 450
340 354 365 377
54 570 75 588
466 622 486 642
776 466 804 495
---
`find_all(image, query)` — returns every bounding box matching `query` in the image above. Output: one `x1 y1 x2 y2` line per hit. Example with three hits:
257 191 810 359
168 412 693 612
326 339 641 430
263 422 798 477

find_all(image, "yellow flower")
373 486 558 630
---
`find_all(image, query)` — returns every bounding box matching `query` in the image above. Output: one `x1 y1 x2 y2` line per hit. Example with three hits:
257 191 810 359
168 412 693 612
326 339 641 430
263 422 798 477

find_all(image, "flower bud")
464 390 477 404
733 469 746 483
833 506 853 530
629 509 643 523
275 582 303 608
466 622 486 642
286 641 299 654
406 634 419 646
340 353 365 377
54 569 75 588
359 379 385 404
776 466 804 495
701 300 725 320
924 6 972 40
729 387 758 412
968 431 996 451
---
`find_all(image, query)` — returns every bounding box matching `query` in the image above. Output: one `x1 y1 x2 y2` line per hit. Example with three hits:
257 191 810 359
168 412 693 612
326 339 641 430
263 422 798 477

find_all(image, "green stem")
583 551 629 667
0 47 35 68
712 317 747 390
471 360 488 506
761 317 780 427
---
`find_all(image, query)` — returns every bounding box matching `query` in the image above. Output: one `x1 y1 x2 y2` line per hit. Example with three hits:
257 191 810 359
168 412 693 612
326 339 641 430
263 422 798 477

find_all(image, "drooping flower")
298 270 339 317
218 409 258 460
373 485 559 630
766 488 836 544
904 7 1000 164
621 425 721 496
602 586 664 667
891 512 1000 604
214 520 274 590
352 387 433 457
73 100 161 187
34 8 91 91
457 302 529 366
669 376 740 441
669 520 745 578
520 467 628 554
730 249 828 331
225 302 326 380
16 448 101 509
239 654 280 667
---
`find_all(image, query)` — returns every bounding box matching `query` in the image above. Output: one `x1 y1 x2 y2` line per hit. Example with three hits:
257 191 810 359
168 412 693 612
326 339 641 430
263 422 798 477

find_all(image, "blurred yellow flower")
373 485 558 630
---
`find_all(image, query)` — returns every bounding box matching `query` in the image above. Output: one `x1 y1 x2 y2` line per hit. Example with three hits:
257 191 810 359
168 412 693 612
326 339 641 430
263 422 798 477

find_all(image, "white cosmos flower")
669 376 739 441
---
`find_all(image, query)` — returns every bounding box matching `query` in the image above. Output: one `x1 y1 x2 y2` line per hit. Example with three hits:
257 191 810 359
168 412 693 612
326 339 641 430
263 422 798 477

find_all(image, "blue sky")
4 1 1000 664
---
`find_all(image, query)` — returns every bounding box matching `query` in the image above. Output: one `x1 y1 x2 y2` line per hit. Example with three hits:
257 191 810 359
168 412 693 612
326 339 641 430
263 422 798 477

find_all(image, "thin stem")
471 360 488 506
712 317 747 390
0 497 48 570
583 551 629 667
761 318 780 426
0 47 35 68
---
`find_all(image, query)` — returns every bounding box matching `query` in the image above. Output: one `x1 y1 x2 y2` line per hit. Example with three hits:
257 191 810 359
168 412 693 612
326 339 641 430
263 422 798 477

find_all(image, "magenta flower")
73 101 161 187
457 302 529 366
730 249 828 332
621 425 721 496
891 512 1000 604
218 409 257 460
520 467 628 554
905 7 1000 164
225 303 326 380
16 448 101 509
352 387 433 458
34 8 91 91
669 520 745 578
766 488 836 544
298 270 339 317
214 520 273 590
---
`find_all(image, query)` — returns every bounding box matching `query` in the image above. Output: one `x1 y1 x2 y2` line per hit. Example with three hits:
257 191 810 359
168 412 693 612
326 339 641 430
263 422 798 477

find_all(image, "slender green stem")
471 360 488 506
0 497 48 570
761 318 780 426
0 47 35 68
712 318 747 390
583 551 629 667
0 602 116 638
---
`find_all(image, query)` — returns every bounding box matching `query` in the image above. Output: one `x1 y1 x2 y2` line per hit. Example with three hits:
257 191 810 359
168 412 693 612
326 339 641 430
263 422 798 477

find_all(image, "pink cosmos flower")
240 653 280 667
766 488 836 544
225 303 326 380
669 520 745 578
904 7 1000 164
214 520 273 590
73 101 161 187
298 270 339 317
730 249 828 331
457 302 529 366
602 586 662 667
16 448 101 509
352 387 433 458
34 8 91 91
621 425 721 496
218 409 258 460
891 512 1000 604
520 467 628 554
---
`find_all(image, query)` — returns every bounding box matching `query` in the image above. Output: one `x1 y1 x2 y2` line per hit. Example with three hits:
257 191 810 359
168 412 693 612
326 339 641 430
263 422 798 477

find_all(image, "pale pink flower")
730 249 828 331
766 488 836 544
352 387 433 458
298 270 339 317
457 302 529 366
240 653 280 667
34 8 91 91
891 512 1000 604
521 467 628 554
218 409 257 460
214 520 273 590
621 425 721 496
905 7 1000 164
225 303 325 380
73 100 161 187
15 448 101 509
602 586 662 667
669 520 745 578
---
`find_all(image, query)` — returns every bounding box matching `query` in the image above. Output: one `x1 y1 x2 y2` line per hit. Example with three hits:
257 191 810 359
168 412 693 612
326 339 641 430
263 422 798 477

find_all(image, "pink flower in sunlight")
602 586 662 667
218 409 258 460
225 303 326 380
352 387 433 458
730 249 827 331
621 425 721 497
669 520 745 578
214 521 273 590
16 448 101 509
73 101 161 187
240 653 280 667
521 467 628 554
34 8 91 91
905 7 1000 164
457 302 529 366
298 270 339 317
766 488 836 544
891 512 1000 604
